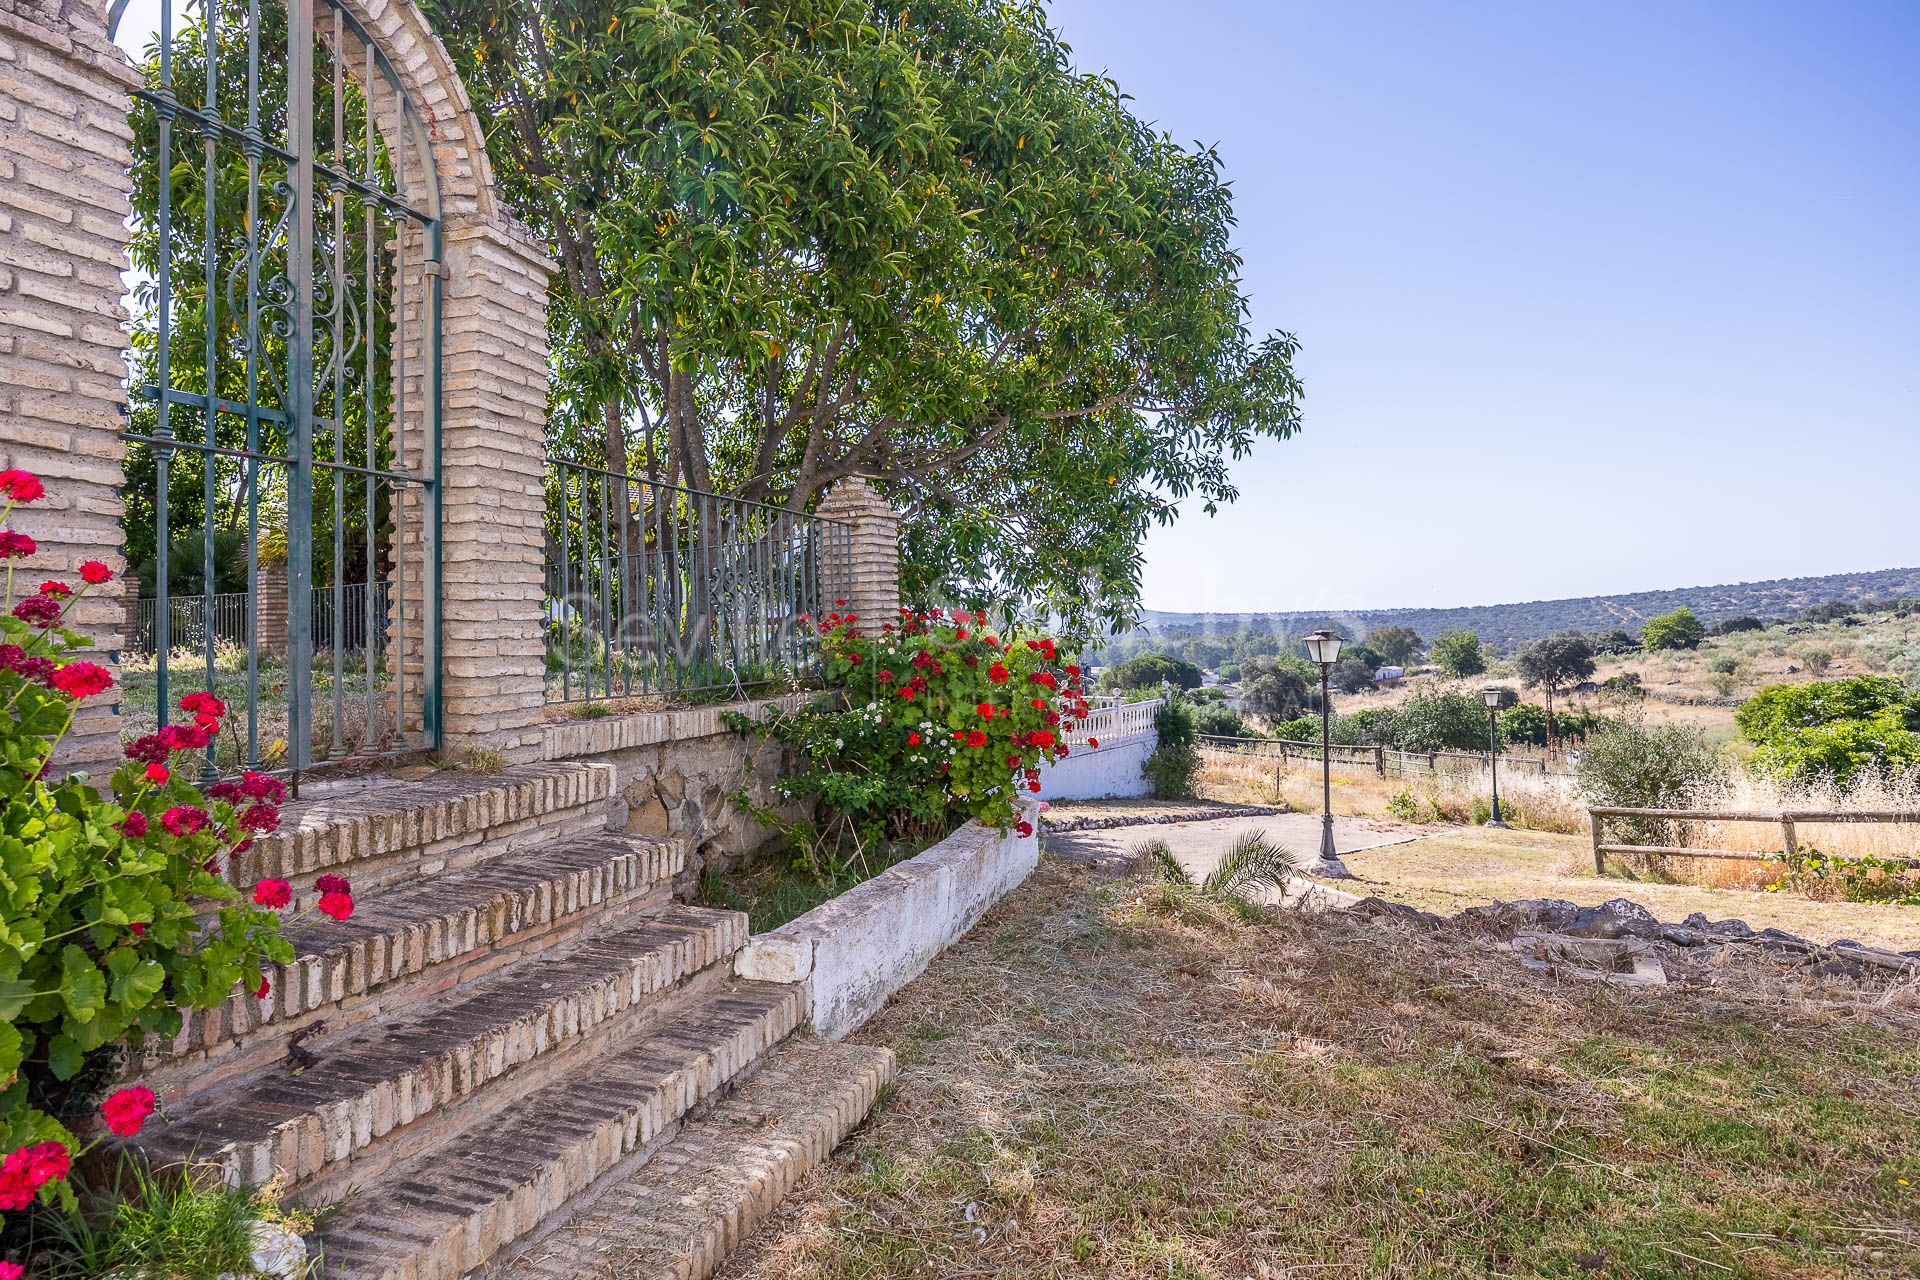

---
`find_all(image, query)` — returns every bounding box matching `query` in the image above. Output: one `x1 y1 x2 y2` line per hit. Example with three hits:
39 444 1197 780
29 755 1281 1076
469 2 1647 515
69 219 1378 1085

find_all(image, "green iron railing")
114 0 442 780
545 462 853 703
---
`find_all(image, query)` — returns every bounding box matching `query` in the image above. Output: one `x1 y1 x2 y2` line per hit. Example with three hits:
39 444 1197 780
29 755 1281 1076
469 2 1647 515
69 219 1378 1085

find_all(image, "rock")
1457 897 1584 935
1560 898 1659 940
248 1221 308 1278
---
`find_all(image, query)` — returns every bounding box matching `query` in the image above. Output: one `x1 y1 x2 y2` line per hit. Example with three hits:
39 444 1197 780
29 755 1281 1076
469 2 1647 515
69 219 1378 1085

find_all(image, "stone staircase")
131 762 892 1280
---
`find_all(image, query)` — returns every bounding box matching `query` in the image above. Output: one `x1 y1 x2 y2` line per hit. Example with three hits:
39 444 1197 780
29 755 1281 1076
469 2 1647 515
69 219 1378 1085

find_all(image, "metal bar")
286 0 317 778
559 463 572 701
243 0 262 769
423 214 443 751
329 7 347 757
363 36 380 751
597 469 612 697
197 0 221 781
152 0 175 728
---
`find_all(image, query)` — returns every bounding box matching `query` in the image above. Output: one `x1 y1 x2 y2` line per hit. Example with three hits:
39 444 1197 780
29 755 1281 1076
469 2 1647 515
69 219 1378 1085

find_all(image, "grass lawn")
719 856 1920 1280
1344 827 1920 953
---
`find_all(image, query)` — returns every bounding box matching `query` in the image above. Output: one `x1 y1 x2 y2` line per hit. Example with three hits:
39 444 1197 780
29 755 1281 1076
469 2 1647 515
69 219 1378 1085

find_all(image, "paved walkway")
1046 810 1430 888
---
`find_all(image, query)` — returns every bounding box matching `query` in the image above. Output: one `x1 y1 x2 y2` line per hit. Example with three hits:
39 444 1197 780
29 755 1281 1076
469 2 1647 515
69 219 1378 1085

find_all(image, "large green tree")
427 0 1302 633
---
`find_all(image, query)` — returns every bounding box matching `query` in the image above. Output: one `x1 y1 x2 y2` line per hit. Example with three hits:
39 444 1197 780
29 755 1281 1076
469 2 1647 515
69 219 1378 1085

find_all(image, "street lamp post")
1482 685 1517 828
1303 629 1352 878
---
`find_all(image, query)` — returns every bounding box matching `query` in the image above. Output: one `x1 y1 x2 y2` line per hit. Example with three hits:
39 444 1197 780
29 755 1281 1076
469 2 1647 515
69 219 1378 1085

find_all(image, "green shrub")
1707 654 1739 675
1763 849 1920 905
1189 702 1249 739
1337 707 1398 747
1240 658 1315 721
1500 702 1550 747
1575 716 1728 847
728 609 1089 872
1272 715 1320 742
1734 676 1920 785
1392 690 1488 753
1640 607 1705 651
0 473 299 1235
1142 745 1200 799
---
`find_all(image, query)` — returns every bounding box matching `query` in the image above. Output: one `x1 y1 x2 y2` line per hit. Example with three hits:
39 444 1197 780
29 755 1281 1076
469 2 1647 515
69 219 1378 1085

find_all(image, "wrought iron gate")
112 0 441 777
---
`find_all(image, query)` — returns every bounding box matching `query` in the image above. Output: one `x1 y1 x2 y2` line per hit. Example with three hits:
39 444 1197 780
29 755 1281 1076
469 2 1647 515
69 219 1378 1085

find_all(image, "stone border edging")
734 816 1040 1039
1041 803 1286 832
541 692 812 760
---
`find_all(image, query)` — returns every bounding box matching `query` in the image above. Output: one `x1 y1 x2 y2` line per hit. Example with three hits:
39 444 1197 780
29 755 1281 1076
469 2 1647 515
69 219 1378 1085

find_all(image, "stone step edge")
483 1037 896 1280
138 905 750 1190
152 836 686 1075
236 760 615 886
312 982 809 1280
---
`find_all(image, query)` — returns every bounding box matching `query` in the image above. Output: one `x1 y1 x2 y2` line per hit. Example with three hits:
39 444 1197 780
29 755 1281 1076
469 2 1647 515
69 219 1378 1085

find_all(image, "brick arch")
333 0 501 223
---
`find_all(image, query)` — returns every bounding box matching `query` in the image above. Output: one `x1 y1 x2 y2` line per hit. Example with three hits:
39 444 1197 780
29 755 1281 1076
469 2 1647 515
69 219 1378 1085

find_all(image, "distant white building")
1375 666 1405 684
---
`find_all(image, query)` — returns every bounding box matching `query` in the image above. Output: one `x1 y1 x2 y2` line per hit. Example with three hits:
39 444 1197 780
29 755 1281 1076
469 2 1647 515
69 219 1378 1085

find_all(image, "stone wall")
0 0 140 773
543 695 812 890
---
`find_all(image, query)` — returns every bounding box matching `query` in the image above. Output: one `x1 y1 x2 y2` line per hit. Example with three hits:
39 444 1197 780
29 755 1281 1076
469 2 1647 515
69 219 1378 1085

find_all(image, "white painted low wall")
734 814 1040 1039
1034 698 1162 801
1035 734 1157 801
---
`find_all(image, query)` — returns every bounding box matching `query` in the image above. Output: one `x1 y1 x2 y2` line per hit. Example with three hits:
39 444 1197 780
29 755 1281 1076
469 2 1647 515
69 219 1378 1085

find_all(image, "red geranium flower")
79 560 113 584
0 470 45 503
988 663 1010 684
160 805 208 837
50 661 113 698
1029 780 1042 792
37 580 71 598
240 770 286 803
907 731 921 746
1087 737 1099 749
146 763 170 785
1016 820 1034 837
13 595 61 627
898 686 916 701
976 701 995 719
317 890 355 921
0 531 36 559
255 976 271 999
878 669 895 683
252 877 292 909
119 811 148 837
179 691 227 719
315 873 352 896
965 730 988 748
101 1086 156 1138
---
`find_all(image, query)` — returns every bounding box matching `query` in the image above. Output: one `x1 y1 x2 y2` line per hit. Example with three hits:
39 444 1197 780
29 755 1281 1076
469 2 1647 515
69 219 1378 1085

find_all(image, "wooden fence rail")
1587 806 1920 875
1198 735 1558 779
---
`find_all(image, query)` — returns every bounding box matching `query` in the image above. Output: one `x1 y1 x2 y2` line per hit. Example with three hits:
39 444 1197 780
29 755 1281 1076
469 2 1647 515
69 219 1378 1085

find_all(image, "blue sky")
1043 0 1920 615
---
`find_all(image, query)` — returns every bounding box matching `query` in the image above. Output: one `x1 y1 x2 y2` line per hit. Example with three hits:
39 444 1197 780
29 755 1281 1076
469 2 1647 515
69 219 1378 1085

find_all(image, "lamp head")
1303 629 1344 666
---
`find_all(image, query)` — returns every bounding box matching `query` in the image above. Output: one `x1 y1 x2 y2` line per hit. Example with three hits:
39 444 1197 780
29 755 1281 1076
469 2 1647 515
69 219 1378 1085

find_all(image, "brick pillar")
434 214 553 763
815 476 901 627
0 0 141 775
256 558 287 656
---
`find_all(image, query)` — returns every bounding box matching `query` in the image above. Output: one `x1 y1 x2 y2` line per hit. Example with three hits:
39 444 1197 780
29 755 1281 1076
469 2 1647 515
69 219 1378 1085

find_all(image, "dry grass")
1342 827 1920 951
719 858 1920 1280
1198 750 1920 901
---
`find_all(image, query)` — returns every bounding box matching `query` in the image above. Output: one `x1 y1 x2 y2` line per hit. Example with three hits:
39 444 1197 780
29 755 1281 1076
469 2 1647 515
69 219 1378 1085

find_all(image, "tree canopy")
427 0 1302 635
1429 628 1485 678
1640 607 1705 652
1100 653 1203 692
1362 626 1422 667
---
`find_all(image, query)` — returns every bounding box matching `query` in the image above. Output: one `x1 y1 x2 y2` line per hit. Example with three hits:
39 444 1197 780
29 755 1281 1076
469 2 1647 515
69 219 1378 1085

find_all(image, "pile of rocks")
1347 895 1920 985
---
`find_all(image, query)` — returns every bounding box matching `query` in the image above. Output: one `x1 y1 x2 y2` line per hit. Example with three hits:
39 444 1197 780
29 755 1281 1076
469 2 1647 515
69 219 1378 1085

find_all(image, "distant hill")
1137 566 1920 653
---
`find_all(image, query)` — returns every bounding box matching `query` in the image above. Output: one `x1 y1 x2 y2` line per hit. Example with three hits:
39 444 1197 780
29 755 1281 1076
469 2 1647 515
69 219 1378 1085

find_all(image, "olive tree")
1514 632 1596 749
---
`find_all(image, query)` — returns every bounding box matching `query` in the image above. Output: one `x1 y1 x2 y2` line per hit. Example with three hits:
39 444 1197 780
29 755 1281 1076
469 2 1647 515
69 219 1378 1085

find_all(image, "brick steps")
483 1037 895 1280
146 833 683 1100
140 903 746 1192
231 762 614 898
313 981 808 1280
